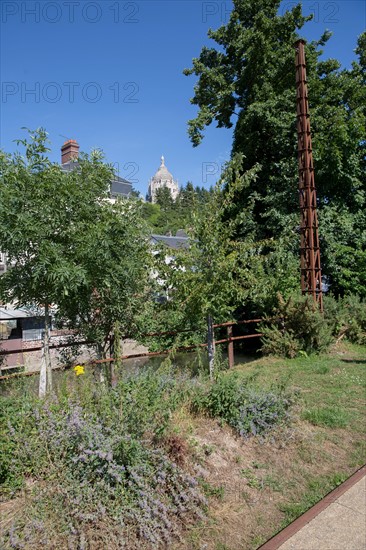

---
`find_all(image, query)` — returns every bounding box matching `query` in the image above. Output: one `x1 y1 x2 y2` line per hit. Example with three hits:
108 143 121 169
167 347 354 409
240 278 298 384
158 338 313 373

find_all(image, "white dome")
152 156 173 181
147 155 179 203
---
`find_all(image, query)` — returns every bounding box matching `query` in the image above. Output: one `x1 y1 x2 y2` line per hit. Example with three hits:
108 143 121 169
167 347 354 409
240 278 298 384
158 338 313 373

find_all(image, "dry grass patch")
175 418 361 549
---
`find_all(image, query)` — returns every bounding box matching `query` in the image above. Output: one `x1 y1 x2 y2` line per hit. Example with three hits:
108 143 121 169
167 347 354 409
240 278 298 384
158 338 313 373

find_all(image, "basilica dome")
147 156 179 203
152 156 174 182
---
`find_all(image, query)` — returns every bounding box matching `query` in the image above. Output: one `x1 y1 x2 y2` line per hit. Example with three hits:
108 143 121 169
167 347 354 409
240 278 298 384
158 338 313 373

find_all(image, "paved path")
260 465 366 550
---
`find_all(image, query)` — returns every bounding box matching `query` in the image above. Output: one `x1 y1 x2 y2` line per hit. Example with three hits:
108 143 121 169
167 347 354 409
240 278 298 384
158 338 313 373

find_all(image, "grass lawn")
174 342 366 549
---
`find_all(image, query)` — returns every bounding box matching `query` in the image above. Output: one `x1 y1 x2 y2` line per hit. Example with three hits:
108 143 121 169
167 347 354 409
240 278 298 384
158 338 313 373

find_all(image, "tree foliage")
0 129 152 389
158 155 267 376
165 156 263 319
0 128 110 310
184 0 366 297
142 182 213 235
56 196 152 356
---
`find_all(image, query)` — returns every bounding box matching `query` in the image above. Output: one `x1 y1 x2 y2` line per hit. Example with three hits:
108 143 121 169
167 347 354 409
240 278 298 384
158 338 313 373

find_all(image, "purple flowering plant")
1 367 206 548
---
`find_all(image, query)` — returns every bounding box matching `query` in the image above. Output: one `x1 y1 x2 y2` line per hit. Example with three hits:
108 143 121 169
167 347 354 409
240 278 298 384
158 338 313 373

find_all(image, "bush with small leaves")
192 373 294 438
260 294 333 358
324 294 366 345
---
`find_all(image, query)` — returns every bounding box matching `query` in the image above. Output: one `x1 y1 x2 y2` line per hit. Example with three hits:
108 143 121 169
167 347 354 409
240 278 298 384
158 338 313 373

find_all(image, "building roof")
61 161 132 198
110 175 133 197
0 308 34 320
151 232 190 250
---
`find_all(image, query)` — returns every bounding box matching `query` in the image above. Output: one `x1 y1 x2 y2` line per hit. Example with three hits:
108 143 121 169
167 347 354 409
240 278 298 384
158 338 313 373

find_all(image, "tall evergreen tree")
184 0 365 297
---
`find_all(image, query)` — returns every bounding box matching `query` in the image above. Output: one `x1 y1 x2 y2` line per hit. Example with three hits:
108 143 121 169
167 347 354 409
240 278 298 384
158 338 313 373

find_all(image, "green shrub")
324 294 366 345
192 373 294 438
260 294 334 358
260 325 300 358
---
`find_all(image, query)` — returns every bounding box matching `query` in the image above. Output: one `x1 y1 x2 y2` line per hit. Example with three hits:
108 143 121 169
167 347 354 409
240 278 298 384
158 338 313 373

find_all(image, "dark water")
0 349 257 397
123 349 255 372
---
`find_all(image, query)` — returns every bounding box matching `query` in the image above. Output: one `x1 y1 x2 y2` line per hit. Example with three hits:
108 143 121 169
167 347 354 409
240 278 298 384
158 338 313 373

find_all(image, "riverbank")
1 342 365 549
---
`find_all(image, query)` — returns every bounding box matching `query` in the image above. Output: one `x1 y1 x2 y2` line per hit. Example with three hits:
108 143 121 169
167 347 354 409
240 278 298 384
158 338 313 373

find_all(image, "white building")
0 252 6 274
147 156 179 203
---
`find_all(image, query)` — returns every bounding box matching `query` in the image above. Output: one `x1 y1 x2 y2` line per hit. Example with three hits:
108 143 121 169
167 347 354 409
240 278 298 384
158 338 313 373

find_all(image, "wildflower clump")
192 373 294 438
1 369 206 549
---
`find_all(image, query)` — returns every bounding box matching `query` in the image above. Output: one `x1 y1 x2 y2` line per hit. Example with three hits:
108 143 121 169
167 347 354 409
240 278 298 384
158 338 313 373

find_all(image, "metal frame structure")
295 39 323 311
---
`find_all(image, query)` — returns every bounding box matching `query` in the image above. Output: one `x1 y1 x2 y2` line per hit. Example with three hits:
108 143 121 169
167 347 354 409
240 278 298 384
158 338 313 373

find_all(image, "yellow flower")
73 365 85 376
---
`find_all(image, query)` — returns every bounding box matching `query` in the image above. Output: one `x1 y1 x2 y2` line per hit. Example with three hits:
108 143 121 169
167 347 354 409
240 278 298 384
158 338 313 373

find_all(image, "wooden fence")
0 318 266 380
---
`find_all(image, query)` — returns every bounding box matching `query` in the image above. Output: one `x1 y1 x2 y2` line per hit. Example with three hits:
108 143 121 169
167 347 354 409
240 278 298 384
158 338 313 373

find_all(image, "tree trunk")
96 343 106 384
207 314 215 381
110 321 122 387
39 302 52 397
39 346 46 398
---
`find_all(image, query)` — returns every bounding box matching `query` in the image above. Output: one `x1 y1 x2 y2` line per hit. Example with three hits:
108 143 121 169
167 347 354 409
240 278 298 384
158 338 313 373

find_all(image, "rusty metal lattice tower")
295 39 323 311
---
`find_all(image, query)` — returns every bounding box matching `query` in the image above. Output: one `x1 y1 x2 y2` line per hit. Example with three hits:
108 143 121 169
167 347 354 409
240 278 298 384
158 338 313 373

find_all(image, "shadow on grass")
341 359 366 364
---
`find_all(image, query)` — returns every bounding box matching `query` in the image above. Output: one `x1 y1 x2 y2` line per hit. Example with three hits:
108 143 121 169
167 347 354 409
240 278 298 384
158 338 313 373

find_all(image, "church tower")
147 156 179 203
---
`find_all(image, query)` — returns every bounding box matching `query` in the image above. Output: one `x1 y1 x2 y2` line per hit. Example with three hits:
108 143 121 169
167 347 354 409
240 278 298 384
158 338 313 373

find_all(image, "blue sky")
1 1 365 196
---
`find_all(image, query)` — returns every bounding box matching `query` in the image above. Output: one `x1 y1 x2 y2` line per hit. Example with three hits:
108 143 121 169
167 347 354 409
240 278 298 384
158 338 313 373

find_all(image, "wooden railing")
0 318 266 380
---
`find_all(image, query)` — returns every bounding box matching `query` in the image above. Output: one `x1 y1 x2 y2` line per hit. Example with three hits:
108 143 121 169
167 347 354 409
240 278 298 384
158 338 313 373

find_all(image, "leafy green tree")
0 129 151 392
56 196 152 373
0 128 108 394
153 185 176 234
176 182 199 230
194 185 212 205
164 155 265 379
142 183 213 236
319 206 366 296
129 186 141 198
141 202 160 229
155 185 174 211
184 0 366 297
179 181 195 208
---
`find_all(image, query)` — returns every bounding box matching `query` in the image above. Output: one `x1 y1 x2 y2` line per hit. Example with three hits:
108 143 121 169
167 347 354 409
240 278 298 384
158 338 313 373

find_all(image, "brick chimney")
61 139 79 164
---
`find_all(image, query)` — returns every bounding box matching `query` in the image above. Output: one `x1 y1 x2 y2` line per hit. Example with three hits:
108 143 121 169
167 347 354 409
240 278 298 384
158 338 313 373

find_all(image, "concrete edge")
258 464 366 550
